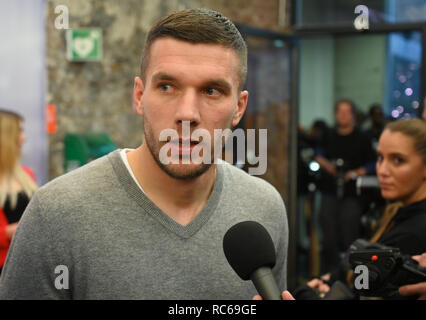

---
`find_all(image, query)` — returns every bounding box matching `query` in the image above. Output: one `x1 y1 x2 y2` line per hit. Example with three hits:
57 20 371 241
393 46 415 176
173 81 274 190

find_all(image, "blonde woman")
302 118 426 299
0 109 37 274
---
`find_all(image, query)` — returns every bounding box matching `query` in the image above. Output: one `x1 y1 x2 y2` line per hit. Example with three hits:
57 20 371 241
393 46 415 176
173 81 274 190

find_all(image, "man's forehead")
146 38 240 77
150 38 237 62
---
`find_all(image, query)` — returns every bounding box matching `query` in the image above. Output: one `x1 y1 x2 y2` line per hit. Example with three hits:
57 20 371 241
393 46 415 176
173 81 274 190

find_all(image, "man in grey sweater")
0 8 289 300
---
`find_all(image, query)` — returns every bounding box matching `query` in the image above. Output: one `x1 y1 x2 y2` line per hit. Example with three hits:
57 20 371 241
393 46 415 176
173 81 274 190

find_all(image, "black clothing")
379 198 426 255
329 198 426 285
318 127 376 197
319 194 363 272
318 127 376 273
294 199 426 300
2 192 30 224
0 192 30 275
364 126 384 151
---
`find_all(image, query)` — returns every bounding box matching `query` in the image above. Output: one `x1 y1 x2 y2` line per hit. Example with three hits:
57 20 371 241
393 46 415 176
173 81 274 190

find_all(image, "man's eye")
204 88 221 96
159 84 172 92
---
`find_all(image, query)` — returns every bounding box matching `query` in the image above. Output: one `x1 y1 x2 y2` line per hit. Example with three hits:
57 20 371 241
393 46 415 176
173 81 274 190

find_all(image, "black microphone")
223 221 282 300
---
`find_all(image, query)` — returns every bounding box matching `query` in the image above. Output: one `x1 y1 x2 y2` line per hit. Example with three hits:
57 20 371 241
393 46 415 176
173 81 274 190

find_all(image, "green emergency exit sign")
66 29 102 61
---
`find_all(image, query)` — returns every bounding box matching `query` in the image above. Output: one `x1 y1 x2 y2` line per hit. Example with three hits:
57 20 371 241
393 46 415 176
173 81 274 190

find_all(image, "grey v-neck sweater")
0 150 288 299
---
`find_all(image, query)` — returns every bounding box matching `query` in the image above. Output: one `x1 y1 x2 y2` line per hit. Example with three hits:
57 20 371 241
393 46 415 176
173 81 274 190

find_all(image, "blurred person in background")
372 119 426 252
355 108 367 129
364 103 386 153
305 118 426 300
315 99 376 273
0 109 37 275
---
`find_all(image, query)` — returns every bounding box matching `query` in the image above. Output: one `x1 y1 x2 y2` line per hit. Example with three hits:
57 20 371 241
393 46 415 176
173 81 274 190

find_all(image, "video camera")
348 239 426 299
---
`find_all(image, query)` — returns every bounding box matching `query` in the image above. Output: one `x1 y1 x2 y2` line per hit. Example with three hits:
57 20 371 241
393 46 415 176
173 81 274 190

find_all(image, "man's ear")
133 77 144 116
232 90 248 127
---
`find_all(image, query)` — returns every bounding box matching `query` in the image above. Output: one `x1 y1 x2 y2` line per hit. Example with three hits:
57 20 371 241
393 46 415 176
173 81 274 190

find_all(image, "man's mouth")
168 139 201 156
169 139 200 146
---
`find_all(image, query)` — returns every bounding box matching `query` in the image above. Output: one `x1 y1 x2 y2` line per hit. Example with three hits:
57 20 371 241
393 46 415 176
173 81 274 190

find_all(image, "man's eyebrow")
203 79 232 92
151 72 177 83
151 73 233 91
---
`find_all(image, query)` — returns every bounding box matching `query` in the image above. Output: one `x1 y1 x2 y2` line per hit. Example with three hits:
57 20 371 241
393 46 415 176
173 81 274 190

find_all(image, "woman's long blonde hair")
0 110 37 209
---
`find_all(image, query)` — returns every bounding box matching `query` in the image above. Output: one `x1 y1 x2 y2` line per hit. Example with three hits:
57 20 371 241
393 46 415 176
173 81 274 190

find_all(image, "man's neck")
126 145 217 226
337 124 354 136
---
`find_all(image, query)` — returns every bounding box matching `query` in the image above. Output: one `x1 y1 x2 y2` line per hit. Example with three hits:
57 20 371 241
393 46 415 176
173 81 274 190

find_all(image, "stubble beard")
143 120 213 181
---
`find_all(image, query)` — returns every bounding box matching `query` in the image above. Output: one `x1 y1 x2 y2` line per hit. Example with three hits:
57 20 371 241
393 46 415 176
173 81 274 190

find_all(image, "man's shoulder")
220 160 271 185
219 161 285 208
218 162 288 248
36 151 118 205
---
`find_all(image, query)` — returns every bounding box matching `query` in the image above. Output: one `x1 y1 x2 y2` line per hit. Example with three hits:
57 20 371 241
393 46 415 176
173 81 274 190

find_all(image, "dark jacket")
316 127 376 197
379 198 426 256
325 198 426 286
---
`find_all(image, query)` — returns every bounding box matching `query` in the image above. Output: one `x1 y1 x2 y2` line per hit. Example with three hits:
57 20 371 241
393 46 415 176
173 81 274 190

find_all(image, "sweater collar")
108 149 224 239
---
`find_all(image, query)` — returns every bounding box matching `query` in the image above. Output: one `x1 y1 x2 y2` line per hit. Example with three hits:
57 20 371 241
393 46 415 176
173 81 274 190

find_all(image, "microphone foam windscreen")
223 221 276 280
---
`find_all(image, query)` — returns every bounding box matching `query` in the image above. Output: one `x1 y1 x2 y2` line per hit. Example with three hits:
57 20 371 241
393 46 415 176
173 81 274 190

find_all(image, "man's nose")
174 89 201 125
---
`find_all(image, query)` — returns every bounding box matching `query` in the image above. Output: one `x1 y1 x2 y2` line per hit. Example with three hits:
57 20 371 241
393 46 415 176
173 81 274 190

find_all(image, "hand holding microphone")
223 221 294 300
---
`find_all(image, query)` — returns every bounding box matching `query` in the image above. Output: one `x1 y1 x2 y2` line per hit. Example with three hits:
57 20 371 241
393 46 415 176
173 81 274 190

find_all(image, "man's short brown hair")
140 8 247 91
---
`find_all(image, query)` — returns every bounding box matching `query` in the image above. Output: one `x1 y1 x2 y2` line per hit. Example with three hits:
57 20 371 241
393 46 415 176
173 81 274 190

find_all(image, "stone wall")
45 0 291 179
